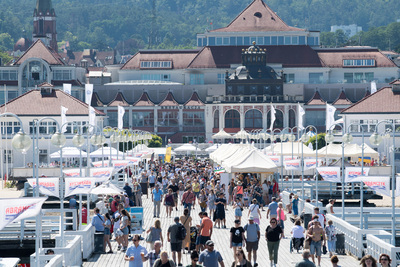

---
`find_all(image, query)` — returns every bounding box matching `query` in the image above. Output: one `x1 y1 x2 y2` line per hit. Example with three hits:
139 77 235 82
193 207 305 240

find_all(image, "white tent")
174 143 201 152
50 147 87 158
126 144 153 155
317 143 360 157
205 144 219 153
151 147 176 156
224 149 277 173
212 129 232 139
90 147 120 158
90 182 124 195
211 144 249 164
233 129 249 140
209 144 231 161
356 143 379 158
263 142 315 157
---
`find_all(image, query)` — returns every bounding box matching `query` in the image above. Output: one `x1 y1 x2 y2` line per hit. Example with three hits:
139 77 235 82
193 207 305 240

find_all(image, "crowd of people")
85 158 391 267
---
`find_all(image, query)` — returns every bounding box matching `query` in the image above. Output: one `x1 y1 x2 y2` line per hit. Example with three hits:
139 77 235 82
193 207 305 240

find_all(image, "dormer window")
343 59 375 67
140 61 172 69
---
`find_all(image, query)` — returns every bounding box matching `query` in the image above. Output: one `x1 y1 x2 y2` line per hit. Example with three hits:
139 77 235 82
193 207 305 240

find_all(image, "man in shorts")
243 215 260 267
168 217 183 266
307 219 326 266
199 212 213 251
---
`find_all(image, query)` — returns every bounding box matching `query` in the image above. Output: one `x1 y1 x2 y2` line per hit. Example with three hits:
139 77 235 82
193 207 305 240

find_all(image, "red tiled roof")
108 92 130 107
159 92 179 106
389 79 400 85
121 50 200 70
341 87 400 114
0 89 104 116
38 82 54 88
188 45 322 69
133 92 155 107
316 47 397 68
184 92 205 106
91 92 105 107
332 90 352 105
306 91 326 105
211 0 304 33
14 39 65 65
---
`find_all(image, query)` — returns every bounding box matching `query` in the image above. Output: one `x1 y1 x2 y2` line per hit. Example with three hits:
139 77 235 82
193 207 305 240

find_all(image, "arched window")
245 109 262 128
214 110 219 128
225 109 240 128
267 109 284 129
289 109 296 128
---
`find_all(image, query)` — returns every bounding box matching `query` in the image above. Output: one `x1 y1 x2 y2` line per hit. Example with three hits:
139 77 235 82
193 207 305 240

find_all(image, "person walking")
208 190 217 221
133 182 143 207
230 248 252 267
180 208 192 253
182 186 196 214
307 219 326 267
326 199 335 214
164 189 175 218
103 213 113 254
230 220 245 260
265 218 283 267
295 250 316 267
243 216 260 267
267 197 278 220
120 209 131 252
125 234 148 267
91 208 105 232
248 199 261 225
359 255 377 267
185 251 202 267
325 220 337 257
153 251 176 267
198 189 208 213
276 202 286 238
233 197 243 222
152 184 163 218
378 253 391 267
215 193 226 228
199 240 225 267
330 255 341 267
291 219 305 253
168 217 184 266
199 211 213 251
144 240 162 267
292 194 299 218
146 219 163 250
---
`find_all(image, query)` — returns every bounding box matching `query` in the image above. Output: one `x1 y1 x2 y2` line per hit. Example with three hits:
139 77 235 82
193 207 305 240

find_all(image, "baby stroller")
189 226 198 251
290 237 304 253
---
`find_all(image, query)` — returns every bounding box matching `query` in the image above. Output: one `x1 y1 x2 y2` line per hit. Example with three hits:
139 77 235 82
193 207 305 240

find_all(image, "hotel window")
197 38 202 47
285 36 291 45
343 59 376 67
284 73 295 83
217 73 225 84
264 36 271 45
0 121 20 135
230 37 236 45
132 111 154 127
309 73 323 84
190 74 204 85
53 70 72 80
244 37 250 45
158 111 179 126
223 37 229 45
141 74 171 81
208 37 215 46
183 111 204 126
216 37 223 45
292 36 298 45
257 37 263 45
299 36 306 45
278 36 284 45
0 70 18 80
140 61 172 69
271 36 277 45
237 37 243 45
250 37 257 44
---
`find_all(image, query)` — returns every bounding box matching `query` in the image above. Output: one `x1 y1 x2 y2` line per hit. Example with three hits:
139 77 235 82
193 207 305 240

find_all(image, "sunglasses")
133 239 139 242
271 221 277 224
208 244 214 247
381 258 389 261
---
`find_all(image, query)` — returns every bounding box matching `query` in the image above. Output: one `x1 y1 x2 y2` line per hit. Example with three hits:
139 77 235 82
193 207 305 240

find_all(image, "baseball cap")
205 240 214 246
249 215 254 220
313 218 319 223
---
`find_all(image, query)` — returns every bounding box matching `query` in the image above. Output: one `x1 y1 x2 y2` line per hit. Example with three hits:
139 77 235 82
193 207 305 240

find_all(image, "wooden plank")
83 196 360 267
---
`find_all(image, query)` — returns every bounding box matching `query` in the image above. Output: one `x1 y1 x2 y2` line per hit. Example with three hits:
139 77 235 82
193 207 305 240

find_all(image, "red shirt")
81 207 87 224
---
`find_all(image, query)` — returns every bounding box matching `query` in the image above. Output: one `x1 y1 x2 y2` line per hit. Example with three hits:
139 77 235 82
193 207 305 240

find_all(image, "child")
243 189 250 207
234 197 243 222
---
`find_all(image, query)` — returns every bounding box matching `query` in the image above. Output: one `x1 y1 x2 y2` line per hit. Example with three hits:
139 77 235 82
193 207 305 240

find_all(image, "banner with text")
27 178 60 198
284 159 302 171
345 167 370 183
268 156 282 167
90 167 114 182
113 160 132 171
0 197 47 231
63 169 86 177
92 161 109 168
360 176 390 197
303 158 323 170
317 167 341 183
65 178 97 197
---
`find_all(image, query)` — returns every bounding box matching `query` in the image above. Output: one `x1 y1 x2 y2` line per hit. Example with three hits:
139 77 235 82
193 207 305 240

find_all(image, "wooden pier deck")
83 196 360 267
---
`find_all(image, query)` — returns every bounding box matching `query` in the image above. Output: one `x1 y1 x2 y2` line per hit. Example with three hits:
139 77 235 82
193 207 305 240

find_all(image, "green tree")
305 133 327 150
148 134 162 148
0 33 14 51
0 50 13 65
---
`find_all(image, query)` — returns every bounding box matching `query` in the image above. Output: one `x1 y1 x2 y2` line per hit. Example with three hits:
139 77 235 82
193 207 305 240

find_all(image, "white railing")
43 255 63 267
53 235 82 267
63 224 95 260
366 234 400 265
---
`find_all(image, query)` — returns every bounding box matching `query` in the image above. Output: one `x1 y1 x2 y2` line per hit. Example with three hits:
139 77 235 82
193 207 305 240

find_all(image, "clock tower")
32 0 57 51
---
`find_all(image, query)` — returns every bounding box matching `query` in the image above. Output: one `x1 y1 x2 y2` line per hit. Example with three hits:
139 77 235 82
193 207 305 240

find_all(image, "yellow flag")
165 147 172 163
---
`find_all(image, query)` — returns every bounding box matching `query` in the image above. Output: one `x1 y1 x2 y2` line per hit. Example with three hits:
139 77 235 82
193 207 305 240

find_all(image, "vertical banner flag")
64 178 97 197
317 167 341 182
298 103 305 130
61 106 68 133
165 147 172 163
267 155 282 167
118 105 125 130
27 178 60 198
361 176 390 196
284 159 302 171
85 84 93 105
269 105 276 131
326 103 337 132
63 83 71 95
0 197 47 231
371 81 377 94
89 106 96 132
90 167 114 182
303 158 323 170
345 167 370 183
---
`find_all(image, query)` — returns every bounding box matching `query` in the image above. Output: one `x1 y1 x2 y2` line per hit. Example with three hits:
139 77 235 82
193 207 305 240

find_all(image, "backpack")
268 186 273 195
175 223 187 241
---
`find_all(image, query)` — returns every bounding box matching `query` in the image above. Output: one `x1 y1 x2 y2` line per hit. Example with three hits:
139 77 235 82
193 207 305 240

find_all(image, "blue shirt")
268 201 278 215
152 188 163 202
125 244 148 267
69 198 77 209
199 249 223 267
91 214 105 232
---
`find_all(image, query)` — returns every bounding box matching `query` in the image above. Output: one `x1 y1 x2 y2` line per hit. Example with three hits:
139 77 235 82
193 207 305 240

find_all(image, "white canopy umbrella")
50 147 87 158
151 147 177 156
90 147 120 158
90 182 124 195
224 149 277 173
356 143 379 158
212 129 232 139
174 143 201 152
233 129 250 140
205 144 219 153
263 142 315 157
317 143 360 157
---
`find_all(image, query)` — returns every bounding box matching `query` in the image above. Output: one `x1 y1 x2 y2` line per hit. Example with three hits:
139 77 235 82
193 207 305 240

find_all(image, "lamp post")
305 126 319 203
370 120 396 245
325 123 348 219
300 129 310 200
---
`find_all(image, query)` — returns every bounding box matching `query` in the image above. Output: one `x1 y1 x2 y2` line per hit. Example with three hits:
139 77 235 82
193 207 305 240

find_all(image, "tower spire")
33 0 57 51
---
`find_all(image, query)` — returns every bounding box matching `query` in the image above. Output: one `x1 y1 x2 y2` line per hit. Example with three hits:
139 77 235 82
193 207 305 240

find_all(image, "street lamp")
304 126 319 203
300 129 310 199
370 120 396 245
